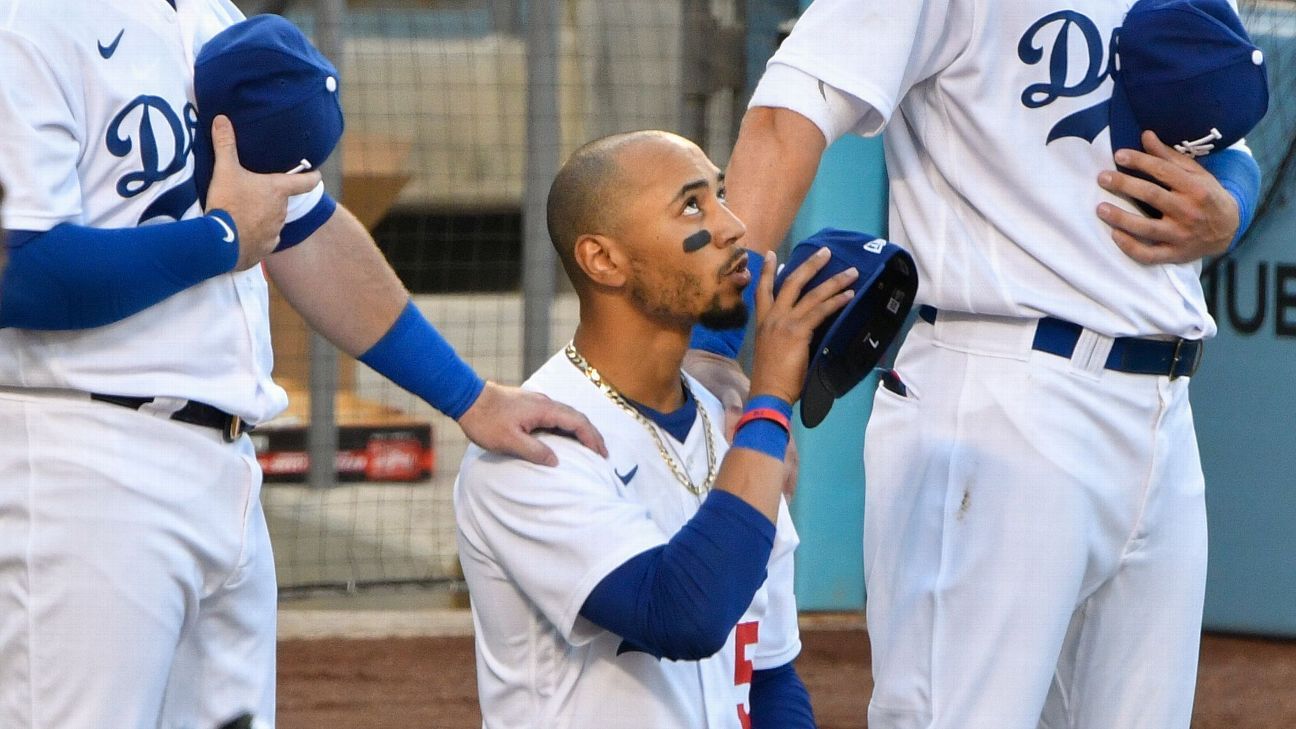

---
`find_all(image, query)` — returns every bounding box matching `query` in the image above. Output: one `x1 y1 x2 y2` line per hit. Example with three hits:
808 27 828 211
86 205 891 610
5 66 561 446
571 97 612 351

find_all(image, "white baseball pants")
0 390 277 729
863 312 1207 729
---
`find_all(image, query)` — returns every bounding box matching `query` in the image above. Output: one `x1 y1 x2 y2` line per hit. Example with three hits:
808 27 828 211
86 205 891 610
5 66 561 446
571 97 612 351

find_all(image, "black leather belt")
89 393 251 442
917 306 1203 379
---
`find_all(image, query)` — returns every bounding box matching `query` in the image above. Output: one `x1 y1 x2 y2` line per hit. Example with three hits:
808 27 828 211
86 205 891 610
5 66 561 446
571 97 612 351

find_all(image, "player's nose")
714 203 746 250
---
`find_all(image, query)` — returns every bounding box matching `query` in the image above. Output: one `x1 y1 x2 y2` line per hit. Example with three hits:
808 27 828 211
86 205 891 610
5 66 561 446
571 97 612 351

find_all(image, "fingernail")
845 267 859 278
816 247 831 257
1114 150 1130 164
843 289 856 298
1098 172 1113 186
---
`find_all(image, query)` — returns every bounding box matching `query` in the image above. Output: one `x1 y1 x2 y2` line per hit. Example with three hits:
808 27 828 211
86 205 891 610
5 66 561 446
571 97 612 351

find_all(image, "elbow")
659 614 735 661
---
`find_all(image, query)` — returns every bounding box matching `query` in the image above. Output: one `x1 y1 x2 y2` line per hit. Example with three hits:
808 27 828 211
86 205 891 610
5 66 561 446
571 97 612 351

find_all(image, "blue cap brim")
773 229 918 428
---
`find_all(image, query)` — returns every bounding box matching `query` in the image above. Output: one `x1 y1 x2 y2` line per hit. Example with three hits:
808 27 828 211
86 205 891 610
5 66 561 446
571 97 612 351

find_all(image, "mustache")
719 248 749 277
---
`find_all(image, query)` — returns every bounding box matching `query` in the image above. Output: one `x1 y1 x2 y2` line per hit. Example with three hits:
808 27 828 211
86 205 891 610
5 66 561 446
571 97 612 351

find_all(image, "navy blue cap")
773 229 918 428
1110 0 1268 159
192 14 344 206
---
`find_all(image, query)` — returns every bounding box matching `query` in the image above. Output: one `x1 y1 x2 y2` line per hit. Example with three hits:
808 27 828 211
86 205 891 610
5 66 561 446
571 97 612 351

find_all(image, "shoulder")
0 0 80 44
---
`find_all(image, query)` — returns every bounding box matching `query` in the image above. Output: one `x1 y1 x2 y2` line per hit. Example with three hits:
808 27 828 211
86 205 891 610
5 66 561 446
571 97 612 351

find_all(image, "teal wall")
789 135 888 610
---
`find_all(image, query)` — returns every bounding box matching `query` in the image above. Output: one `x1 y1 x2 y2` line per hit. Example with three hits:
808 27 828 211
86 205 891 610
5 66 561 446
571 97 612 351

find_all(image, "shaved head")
546 131 684 287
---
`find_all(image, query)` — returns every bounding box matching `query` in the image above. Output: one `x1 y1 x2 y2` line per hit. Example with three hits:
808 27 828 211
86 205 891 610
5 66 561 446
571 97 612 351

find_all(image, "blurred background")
232 0 1296 645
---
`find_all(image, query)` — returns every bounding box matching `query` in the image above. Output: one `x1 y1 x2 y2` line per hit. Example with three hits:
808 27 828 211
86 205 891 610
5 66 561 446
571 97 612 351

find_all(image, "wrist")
732 396 792 461
359 300 486 419
205 209 241 272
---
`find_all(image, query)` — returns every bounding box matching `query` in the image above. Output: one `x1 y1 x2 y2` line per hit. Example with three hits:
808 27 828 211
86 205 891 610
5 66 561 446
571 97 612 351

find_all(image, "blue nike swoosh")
98 29 124 59
615 465 638 486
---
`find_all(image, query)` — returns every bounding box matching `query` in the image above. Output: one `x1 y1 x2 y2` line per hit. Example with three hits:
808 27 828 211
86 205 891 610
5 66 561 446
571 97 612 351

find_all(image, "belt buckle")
1168 338 1203 380
224 415 242 443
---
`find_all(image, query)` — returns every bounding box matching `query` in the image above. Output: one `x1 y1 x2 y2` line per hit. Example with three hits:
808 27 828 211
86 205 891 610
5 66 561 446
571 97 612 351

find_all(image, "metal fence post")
522 0 563 377
307 0 346 489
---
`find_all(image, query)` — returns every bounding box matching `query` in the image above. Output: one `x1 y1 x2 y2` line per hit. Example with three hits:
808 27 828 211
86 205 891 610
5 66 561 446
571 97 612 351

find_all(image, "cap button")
1252 49 1264 66
326 76 338 92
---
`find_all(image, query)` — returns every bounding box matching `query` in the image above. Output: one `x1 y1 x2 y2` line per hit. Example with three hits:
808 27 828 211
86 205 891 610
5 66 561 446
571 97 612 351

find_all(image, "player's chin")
698 299 748 331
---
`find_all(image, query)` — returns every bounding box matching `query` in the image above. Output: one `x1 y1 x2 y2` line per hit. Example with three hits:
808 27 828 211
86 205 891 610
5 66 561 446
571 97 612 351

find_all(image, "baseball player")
0 4 603 729
454 130 860 728
719 0 1264 727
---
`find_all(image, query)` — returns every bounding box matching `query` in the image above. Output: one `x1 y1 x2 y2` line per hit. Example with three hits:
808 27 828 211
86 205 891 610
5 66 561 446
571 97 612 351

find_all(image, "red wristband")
735 407 791 433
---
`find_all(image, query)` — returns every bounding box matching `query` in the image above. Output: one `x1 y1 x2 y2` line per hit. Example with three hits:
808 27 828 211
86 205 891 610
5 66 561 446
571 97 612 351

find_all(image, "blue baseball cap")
773 229 918 428
1110 0 1268 159
192 14 344 206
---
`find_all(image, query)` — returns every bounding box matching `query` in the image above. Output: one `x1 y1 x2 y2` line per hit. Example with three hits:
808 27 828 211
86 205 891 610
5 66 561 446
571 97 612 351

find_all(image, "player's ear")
573 233 628 289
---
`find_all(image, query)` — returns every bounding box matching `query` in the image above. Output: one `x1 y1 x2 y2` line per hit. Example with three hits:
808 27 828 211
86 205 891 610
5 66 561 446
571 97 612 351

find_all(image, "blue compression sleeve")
0 211 239 330
358 299 486 419
580 489 775 661
1199 148 1261 252
689 249 764 358
750 662 816 729
278 193 337 252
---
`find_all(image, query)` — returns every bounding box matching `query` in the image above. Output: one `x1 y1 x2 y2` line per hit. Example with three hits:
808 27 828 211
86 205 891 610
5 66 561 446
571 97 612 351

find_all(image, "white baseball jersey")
0 0 322 423
454 351 802 729
756 0 1247 339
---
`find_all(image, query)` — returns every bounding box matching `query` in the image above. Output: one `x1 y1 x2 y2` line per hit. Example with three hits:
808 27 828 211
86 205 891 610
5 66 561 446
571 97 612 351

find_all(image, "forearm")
0 214 238 330
580 490 776 661
725 107 826 253
750 662 816 728
264 203 407 356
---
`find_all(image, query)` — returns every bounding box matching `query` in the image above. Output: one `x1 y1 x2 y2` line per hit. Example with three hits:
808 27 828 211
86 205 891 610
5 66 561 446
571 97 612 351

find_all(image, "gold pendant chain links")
565 342 717 496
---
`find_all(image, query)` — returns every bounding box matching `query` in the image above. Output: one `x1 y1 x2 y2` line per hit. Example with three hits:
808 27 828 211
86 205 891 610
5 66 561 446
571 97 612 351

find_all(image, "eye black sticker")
683 229 712 253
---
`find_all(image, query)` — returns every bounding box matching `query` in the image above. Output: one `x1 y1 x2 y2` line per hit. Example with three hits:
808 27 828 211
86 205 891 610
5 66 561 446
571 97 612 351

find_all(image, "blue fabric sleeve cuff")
745 394 793 419
733 395 793 461
750 662 816 728
358 299 486 419
579 489 775 661
689 249 764 357
1 214 237 330
1199 148 1261 252
277 192 337 252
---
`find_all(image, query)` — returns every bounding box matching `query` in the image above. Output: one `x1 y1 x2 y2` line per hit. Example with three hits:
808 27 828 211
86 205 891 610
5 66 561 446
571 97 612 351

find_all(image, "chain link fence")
250 0 1296 598
244 0 767 596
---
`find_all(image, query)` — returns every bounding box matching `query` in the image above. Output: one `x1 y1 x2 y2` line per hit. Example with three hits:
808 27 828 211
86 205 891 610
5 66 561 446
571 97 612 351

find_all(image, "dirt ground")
278 628 1296 728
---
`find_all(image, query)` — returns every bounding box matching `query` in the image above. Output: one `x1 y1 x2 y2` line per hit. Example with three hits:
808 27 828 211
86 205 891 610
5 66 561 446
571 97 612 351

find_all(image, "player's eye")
683 196 701 215
717 187 728 204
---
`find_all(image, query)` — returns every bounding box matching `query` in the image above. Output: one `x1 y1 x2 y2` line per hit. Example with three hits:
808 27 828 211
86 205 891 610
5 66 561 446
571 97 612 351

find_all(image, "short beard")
698 299 748 330
627 258 748 331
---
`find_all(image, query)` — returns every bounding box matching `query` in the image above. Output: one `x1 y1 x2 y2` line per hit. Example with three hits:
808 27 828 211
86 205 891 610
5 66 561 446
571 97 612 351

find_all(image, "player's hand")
684 348 799 501
458 381 608 467
1096 130 1240 265
748 248 857 404
204 115 323 271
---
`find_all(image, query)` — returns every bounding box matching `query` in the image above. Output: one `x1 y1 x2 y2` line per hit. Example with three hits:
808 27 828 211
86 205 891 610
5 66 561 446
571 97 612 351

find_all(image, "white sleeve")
757 0 970 136
748 63 874 146
456 436 670 646
0 27 84 232
752 497 802 670
285 182 326 223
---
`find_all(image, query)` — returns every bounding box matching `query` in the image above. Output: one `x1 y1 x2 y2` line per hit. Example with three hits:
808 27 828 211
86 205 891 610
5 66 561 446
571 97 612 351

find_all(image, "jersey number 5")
734 621 759 728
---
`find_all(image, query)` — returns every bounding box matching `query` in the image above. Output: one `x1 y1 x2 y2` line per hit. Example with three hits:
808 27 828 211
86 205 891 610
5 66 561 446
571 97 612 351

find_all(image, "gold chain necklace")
565 342 717 496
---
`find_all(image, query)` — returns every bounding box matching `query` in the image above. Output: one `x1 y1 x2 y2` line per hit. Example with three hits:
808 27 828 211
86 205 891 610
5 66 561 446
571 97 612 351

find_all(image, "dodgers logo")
106 95 199 223
1017 11 1118 145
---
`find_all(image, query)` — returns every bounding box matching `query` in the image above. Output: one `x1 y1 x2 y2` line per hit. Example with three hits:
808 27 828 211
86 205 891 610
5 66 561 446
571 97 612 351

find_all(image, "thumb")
210 115 241 168
277 169 324 197
757 251 776 317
